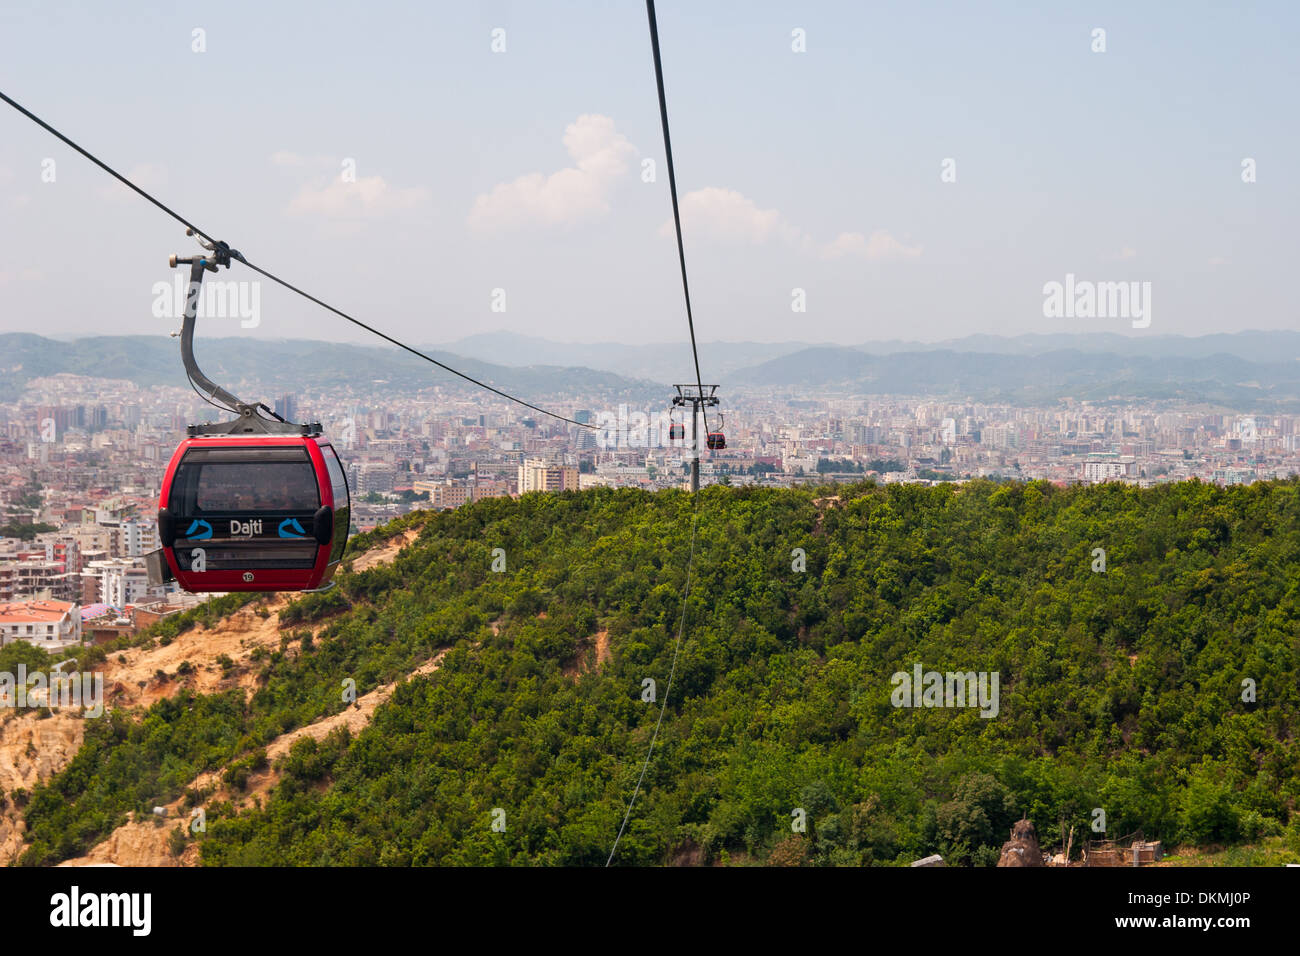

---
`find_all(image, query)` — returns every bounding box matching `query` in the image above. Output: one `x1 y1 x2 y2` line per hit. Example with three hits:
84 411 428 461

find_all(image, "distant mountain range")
430 332 816 382
728 347 1300 408
0 333 660 406
852 331 1300 363
3 330 1299 410
436 329 1300 399
435 330 1300 409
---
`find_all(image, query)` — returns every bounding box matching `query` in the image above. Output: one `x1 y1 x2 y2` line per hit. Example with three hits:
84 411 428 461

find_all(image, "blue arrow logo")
184 519 213 540
278 518 307 539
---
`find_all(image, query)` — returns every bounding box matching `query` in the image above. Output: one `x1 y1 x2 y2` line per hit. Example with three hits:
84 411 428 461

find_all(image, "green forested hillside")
21 480 1300 865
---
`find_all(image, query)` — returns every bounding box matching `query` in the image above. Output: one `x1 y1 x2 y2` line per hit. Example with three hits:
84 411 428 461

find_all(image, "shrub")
167 826 188 857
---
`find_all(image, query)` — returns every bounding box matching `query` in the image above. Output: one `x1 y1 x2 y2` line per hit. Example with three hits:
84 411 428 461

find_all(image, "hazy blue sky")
1 1 1297 352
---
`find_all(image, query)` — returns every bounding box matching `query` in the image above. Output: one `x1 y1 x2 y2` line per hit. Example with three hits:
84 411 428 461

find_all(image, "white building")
354 462 398 495
0 599 82 650
518 458 578 493
83 558 170 607
1212 467 1255 486
1082 456 1138 482
120 518 158 558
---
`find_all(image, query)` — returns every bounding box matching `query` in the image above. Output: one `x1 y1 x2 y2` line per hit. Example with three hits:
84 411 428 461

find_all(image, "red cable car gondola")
706 411 726 450
158 433 350 592
668 409 685 442
146 230 350 593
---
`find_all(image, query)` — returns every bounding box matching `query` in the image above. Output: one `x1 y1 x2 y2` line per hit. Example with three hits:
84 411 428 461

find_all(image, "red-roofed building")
0 599 82 649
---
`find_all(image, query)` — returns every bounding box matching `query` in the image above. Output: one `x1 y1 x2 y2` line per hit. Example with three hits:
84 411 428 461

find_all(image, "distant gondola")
707 411 726 450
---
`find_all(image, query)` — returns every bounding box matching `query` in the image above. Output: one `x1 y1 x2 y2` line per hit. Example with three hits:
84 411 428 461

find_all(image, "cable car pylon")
671 384 720 493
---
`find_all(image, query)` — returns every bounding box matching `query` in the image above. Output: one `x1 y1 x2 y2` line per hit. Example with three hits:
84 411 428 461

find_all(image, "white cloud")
287 175 431 217
0 268 44 285
468 114 637 232
271 150 336 168
273 151 430 218
1208 256 1228 266
664 187 803 245
666 187 921 260
822 230 923 261
98 164 167 202
1 165 29 208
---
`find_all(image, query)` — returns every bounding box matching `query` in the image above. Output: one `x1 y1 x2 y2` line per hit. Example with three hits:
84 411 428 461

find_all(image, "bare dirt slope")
563 629 611 678
0 711 85 861
2 596 289 863
58 650 449 867
350 528 420 573
14 525 425 865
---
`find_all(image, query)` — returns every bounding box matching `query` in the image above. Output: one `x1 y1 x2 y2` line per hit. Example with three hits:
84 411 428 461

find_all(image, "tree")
0 522 56 540
0 641 52 673
936 774 1018 863
16 482 43 509
21 478 1300 867
768 834 810 866
1178 765 1241 844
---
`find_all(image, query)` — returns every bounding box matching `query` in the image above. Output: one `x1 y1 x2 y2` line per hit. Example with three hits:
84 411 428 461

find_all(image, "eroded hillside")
6 521 429 866
12 483 1300 867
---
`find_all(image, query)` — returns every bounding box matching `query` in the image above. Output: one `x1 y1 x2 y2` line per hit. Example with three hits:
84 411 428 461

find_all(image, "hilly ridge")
7 331 1300 408
12 480 1300 867
729 347 1300 407
0 333 659 405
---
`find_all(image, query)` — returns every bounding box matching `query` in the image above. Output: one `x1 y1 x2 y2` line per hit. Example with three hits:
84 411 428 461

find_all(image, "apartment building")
517 458 578 493
1082 455 1139 482
0 543 79 603
413 478 512 510
414 480 469 509
81 557 170 608
352 462 398 495
119 518 158 558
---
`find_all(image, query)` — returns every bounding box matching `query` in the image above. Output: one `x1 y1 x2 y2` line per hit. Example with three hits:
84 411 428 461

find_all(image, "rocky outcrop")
997 818 1044 867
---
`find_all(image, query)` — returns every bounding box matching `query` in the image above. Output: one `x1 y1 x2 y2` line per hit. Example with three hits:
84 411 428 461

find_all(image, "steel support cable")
0 88 595 431
608 0 717 866
607 494 699 865
645 0 710 438
234 256 595 429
